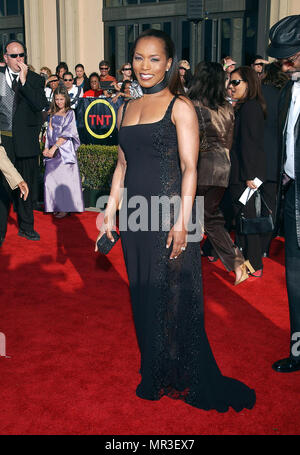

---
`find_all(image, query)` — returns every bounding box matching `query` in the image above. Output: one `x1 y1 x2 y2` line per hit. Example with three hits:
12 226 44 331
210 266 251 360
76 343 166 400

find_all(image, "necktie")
12 74 18 92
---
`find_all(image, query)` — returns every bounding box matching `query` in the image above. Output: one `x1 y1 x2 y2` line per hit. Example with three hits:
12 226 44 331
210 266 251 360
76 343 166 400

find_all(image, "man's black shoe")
18 229 40 241
272 357 300 373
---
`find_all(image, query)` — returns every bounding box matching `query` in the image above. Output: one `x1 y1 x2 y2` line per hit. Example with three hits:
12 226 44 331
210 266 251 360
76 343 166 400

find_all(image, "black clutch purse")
97 231 120 254
238 189 274 235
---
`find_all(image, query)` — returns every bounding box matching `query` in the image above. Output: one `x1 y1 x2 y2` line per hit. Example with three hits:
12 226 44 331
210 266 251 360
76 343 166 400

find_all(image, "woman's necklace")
141 74 168 95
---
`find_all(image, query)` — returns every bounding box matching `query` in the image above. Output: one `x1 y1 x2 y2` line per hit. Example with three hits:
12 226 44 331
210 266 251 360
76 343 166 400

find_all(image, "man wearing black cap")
267 15 300 373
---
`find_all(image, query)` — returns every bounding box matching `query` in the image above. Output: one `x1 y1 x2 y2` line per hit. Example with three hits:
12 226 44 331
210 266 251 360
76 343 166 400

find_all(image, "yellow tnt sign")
84 99 117 139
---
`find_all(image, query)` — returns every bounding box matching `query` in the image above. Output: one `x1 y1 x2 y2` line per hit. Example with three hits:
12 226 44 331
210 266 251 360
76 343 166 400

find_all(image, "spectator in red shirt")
83 73 103 98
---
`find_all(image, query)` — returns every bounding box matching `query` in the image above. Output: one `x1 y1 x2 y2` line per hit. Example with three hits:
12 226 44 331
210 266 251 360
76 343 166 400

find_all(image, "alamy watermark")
96 189 204 242
291 332 300 358
0 332 6 357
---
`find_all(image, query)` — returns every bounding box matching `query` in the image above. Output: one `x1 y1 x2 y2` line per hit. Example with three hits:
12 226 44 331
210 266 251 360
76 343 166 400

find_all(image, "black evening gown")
118 97 255 412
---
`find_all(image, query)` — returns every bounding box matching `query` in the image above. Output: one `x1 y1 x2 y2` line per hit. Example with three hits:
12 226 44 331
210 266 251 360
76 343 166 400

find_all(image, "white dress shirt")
5 67 20 89
285 81 300 179
68 85 83 109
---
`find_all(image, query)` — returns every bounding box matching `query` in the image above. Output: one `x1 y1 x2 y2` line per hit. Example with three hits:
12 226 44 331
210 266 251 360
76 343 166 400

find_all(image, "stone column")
59 0 104 75
24 0 104 76
24 0 58 74
269 0 299 27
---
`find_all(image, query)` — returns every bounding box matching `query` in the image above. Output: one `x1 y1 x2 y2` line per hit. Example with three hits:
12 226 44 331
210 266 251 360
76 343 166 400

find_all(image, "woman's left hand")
246 180 257 189
43 146 56 158
166 224 187 260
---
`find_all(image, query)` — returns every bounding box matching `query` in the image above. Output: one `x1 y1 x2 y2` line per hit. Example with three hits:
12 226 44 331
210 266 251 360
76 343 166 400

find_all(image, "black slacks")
230 184 264 271
284 181 300 359
260 181 278 256
0 135 39 237
198 185 244 271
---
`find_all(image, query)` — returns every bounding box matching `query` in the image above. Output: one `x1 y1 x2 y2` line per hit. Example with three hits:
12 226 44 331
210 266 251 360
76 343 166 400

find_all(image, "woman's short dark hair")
232 66 267 117
130 29 184 96
89 72 100 83
188 61 227 110
49 86 71 115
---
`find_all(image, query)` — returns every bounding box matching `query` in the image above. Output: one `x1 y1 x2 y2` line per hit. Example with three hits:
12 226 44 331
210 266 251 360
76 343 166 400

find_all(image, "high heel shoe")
207 256 218 263
234 260 255 286
249 268 263 278
54 212 69 219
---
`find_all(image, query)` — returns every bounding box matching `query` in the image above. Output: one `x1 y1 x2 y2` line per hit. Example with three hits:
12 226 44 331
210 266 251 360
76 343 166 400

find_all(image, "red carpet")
0 209 299 435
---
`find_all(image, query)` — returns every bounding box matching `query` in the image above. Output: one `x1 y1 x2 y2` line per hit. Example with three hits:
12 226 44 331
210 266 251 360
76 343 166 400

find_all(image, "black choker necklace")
141 74 168 94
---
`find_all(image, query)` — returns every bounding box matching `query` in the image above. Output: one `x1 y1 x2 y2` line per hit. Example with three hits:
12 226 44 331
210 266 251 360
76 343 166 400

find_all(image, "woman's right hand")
95 215 116 252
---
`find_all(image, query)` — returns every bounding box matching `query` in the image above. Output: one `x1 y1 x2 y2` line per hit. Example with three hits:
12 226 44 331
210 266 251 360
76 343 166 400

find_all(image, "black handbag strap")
240 187 272 217
256 190 272 215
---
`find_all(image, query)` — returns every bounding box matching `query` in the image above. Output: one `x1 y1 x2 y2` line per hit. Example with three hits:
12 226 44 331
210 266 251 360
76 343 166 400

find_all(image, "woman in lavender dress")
43 87 84 218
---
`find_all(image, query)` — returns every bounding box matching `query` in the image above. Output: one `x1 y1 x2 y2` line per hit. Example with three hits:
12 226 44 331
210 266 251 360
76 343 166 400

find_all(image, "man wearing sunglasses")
45 75 60 104
0 39 47 246
267 15 300 373
63 72 83 109
99 60 117 94
99 60 117 83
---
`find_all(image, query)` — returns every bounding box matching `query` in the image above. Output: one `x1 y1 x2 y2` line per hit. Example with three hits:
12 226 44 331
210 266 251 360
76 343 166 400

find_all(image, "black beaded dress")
118 96 255 412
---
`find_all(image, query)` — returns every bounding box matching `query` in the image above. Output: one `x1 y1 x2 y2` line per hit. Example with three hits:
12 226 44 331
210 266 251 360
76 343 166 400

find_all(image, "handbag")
238 189 274 235
97 230 120 254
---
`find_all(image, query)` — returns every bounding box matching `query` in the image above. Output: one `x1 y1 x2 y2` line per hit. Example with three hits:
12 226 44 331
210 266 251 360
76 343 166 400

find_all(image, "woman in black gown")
95 29 255 412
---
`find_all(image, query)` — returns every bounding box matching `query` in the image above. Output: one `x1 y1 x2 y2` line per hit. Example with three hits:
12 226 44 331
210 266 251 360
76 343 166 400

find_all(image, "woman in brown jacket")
188 62 254 285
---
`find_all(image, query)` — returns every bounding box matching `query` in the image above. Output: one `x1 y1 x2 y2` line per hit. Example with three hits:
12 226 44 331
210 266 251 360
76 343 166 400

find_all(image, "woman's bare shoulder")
172 95 197 121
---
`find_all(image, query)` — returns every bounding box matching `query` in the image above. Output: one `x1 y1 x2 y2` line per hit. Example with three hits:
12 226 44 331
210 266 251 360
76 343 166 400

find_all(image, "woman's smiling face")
133 36 172 89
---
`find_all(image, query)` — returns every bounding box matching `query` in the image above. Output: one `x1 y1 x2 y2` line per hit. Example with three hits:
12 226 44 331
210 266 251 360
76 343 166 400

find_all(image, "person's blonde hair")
40 66 52 77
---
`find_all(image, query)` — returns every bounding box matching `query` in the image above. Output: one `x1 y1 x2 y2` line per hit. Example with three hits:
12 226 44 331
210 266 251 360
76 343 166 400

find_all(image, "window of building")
105 0 173 5
0 0 24 16
181 21 191 62
7 0 19 15
0 0 4 17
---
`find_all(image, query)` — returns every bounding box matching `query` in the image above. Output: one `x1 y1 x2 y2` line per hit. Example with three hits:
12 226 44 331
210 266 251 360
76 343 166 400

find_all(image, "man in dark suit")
0 39 47 246
267 15 300 372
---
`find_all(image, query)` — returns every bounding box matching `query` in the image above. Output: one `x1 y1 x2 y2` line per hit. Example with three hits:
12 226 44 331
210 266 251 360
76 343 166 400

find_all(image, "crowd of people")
0 14 300 415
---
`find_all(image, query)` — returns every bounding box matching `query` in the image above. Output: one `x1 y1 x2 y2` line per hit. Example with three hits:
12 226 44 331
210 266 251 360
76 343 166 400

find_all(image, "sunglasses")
63 78 73 82
49 79 59 83
100 67 109 70
179 66 187 70
123 67 132 71
280 54 300 67
228 79 245 87
6 53 25 58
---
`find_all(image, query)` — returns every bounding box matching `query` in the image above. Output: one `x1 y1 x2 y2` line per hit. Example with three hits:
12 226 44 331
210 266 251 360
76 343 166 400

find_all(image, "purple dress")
44 110 84 213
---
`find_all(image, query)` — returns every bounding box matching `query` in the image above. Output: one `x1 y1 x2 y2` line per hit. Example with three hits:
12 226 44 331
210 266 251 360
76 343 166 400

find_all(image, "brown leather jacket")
193 101 234 188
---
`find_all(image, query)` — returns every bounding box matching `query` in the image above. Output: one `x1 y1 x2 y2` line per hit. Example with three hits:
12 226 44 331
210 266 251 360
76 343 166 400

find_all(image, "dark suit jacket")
275 80 300 246
0 67 47 158
230 99 266 185
261 84 280 182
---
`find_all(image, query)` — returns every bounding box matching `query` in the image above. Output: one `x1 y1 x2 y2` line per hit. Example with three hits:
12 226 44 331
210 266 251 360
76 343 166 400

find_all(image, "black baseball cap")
267 15 300 59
